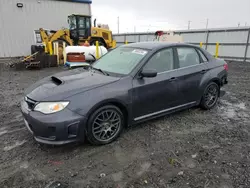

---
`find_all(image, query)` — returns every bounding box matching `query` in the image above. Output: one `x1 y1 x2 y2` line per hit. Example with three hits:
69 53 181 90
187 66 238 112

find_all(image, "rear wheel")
86 105 124 145
200 82 220 110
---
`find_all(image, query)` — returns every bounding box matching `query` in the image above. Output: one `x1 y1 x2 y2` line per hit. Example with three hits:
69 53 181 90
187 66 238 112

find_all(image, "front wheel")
86 105 124 145
90 39 106 48
200 82 220 110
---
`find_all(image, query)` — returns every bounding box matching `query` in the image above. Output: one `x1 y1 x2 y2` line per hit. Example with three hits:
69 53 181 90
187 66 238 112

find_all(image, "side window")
197 49 208 62
78 17 85 28
177 47 200 68
144 48 174 73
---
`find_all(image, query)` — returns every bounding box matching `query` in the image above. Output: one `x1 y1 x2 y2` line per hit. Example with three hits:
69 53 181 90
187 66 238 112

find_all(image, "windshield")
92 47 148 75
68 16 77 30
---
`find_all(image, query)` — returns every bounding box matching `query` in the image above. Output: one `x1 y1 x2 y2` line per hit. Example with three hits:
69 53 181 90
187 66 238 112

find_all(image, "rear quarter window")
177 47 200 68
197 49 208 62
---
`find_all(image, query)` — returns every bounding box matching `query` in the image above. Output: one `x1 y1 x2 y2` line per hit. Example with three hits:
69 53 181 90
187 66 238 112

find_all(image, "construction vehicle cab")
68 14 114 48
31 15 115 66
68 14 91 45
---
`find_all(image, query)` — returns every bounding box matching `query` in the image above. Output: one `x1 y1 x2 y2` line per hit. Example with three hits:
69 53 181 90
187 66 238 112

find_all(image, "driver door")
132 48 180 121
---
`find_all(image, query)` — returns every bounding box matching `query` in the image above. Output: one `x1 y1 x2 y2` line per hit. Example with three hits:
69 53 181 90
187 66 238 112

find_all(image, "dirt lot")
0 61 250 188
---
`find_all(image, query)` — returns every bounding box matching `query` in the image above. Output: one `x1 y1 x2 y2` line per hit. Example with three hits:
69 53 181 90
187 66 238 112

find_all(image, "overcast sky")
92 0 250 33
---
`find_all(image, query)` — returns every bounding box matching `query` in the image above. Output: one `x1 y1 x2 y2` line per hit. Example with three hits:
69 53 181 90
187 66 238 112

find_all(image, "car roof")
123 42 197 50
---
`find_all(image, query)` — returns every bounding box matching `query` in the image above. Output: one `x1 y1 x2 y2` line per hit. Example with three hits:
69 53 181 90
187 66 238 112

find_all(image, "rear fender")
199 67 224 101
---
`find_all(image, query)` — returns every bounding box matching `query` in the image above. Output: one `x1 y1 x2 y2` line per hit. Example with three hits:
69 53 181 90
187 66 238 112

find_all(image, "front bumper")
21 99 86 145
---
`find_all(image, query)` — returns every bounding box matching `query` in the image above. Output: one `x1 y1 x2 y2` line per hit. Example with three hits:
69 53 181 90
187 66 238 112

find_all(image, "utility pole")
134 26 136 41
206 18 209 29
188 20 191 30
117 16 120 34
147 25 151 41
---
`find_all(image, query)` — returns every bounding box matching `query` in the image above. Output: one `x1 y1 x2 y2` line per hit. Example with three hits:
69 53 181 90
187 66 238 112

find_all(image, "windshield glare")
92 47 148 75
68 16 77 30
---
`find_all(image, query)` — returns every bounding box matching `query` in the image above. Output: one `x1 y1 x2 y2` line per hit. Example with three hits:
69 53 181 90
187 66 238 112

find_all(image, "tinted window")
78 17 85 28
144 48 174 73
197 49 208 62
177 47 200 68
93 47 148 75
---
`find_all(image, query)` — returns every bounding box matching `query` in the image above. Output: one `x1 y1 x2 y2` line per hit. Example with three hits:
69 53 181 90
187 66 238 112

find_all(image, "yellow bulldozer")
34 14 116 63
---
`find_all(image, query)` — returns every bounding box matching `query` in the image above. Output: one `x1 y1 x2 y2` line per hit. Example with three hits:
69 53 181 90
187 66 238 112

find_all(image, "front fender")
66 77 132 121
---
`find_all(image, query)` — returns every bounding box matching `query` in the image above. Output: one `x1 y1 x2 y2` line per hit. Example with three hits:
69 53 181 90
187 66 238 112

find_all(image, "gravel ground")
0 62 250 188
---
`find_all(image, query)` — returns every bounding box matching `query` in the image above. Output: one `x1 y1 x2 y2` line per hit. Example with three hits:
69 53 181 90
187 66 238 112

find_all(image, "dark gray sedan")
21 42 228 145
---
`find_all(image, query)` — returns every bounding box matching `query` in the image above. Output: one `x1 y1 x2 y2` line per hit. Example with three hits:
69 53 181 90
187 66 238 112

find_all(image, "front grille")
25 97 37 110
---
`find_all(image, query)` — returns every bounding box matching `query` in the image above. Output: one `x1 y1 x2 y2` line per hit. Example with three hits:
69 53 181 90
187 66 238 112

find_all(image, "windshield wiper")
91 66 109 76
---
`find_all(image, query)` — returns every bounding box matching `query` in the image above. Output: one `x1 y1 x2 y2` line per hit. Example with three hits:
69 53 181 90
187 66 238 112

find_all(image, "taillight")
223 63 228 71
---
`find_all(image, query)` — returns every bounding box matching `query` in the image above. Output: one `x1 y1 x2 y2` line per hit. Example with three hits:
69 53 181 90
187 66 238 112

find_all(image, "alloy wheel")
92 109 121 142
204 84 219 108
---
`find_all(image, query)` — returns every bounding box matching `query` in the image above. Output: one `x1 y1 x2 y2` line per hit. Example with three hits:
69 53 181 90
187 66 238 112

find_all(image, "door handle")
169 77 177 82
200 70 207 74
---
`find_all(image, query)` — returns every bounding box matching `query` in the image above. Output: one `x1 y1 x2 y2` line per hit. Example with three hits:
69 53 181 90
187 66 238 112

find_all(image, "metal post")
55 42 59 66
205 30 210 50
215 42 219 58
138 34 140 42
48 42 53 55
244 28 250 62
200 42 203 48
96 41 100 59
63 42 66 64
112 40 116 48
53 43 56 55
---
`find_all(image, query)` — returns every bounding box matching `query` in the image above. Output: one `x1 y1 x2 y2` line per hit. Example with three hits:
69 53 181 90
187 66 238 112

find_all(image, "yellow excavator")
35 14 116 58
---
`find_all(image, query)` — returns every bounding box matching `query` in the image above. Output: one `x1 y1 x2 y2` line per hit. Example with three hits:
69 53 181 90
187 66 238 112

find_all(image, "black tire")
200 82 220 110
90 39 107 48
48 55 57 67
31 45 38 54
86 105 124 145
31 45 45 54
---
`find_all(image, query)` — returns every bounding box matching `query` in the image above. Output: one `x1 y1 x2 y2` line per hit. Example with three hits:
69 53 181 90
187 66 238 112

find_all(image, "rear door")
174 46 208 104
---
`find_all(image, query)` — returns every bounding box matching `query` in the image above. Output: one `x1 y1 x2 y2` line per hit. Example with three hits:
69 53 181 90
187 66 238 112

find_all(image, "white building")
0 0 92 57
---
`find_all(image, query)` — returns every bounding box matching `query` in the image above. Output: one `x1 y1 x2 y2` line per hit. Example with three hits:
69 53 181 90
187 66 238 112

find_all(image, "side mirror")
140 69 157 78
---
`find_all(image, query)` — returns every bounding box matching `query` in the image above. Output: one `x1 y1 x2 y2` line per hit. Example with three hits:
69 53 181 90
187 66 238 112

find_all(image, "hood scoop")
51 76 63 85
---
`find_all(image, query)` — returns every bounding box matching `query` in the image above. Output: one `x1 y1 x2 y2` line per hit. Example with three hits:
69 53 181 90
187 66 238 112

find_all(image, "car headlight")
34 102 69 114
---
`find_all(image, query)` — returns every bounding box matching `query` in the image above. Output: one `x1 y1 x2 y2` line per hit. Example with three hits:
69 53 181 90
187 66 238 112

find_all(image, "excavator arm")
39 28 73 54
49 29 73 46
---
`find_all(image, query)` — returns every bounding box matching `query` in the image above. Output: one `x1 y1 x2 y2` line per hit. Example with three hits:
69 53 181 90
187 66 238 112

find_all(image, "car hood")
25 69 120 101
